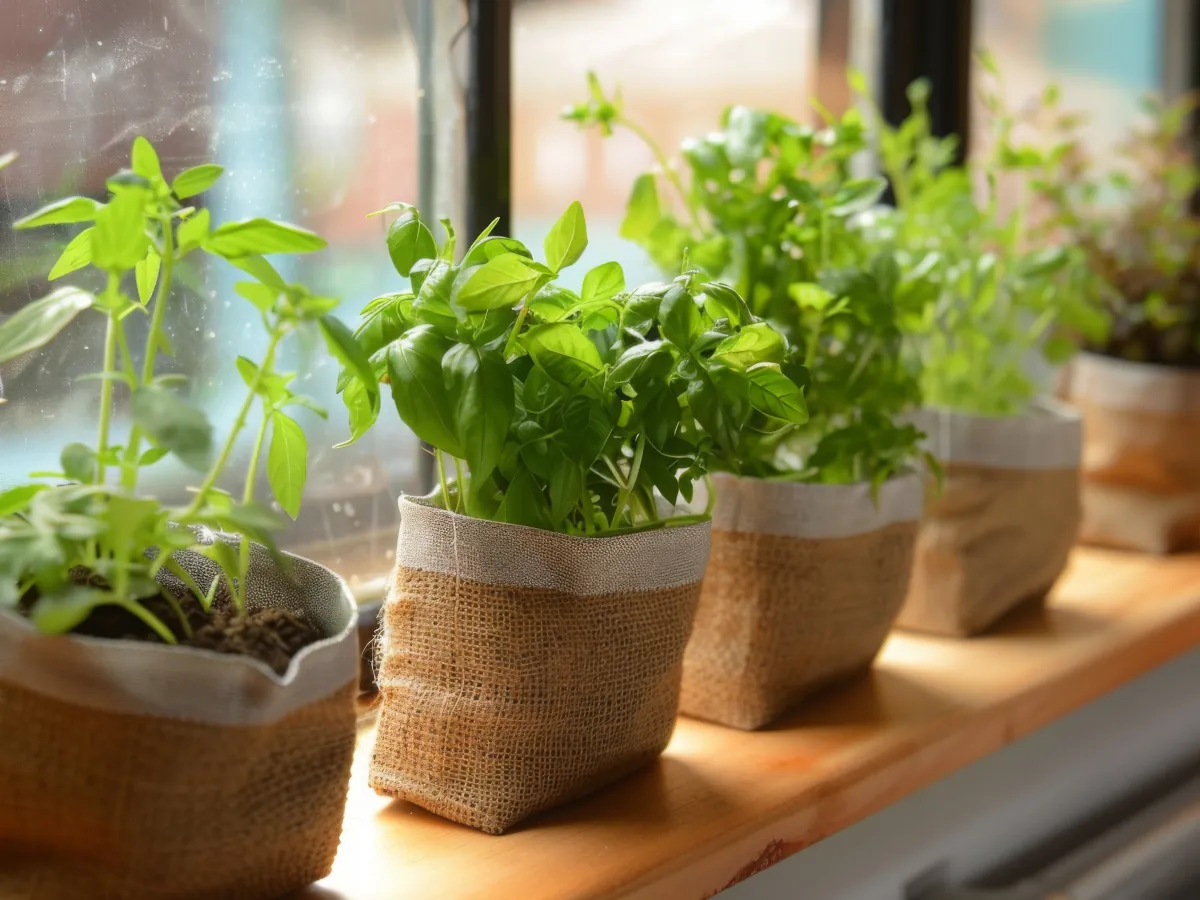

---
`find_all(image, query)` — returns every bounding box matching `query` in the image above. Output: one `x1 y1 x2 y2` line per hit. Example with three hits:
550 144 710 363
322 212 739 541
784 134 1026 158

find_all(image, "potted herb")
568 76 927 730
336 200 803 830
0 139 363 899
855 65 1108 636
1030 87 1200 552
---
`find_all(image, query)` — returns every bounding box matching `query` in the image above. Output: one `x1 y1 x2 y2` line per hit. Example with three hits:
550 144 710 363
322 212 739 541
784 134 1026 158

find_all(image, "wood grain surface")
302 549 1200 900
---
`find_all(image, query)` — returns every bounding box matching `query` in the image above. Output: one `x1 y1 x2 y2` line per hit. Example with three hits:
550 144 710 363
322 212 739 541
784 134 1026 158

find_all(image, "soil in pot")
21 574 322 675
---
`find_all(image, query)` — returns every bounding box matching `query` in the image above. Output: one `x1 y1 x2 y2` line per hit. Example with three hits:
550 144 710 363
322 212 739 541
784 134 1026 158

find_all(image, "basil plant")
336 202 809 534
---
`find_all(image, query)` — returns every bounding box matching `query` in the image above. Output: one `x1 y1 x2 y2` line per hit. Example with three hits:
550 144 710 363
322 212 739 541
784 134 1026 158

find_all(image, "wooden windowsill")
305 549 1200 900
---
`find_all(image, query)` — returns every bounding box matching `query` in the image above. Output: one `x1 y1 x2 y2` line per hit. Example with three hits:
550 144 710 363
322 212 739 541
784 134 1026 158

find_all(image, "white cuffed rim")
710 471 923 539
912 398 1083 470
394 496 711 596
1067 352 1200 415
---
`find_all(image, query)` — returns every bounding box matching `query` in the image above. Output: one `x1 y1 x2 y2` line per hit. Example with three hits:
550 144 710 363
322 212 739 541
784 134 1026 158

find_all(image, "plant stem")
95 271 121 485
581 486 596 534
501 275 551 360
435 450 450 510
183 330 282 518
242 403 270 505
159 589 193 639
619 115 703 232
119 600 178 645
614 435 646 528
453 457 466 513
123 217 177 486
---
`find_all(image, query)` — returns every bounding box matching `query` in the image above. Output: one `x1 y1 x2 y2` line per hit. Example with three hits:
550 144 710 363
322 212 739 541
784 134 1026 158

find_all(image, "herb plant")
854 65 1108 415
336 201 808 532
1016 79 1200 366
566 74 928 486
0 137 370 642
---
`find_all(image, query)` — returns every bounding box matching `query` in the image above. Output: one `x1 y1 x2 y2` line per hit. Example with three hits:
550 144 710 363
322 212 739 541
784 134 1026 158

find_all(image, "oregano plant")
336 201 809 532
566 74 930 487
0 137 369 647
853 64 1109 415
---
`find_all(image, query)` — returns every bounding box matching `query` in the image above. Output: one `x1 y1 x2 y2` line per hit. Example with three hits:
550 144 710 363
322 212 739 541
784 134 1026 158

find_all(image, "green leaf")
443 344 513 489
135 249 162 305
495 468 549 529
544 200 588 273
131 386 214 471
620 174 661 241
659 284 703 349
387 210 438 277
14 196 102 229
92 189 149 270
701 282 752 326
268 411 308 519
131 136 163 182
548 455 583 524
790 282 837 311
746 362 808 423
139 447 170 467
177 208 211 252
0 286 93 364
0 151 15 172
523 323 604 386
829 178 887 216
527 284 581 322
462 235 532 268
0 484 47 516
581 261 625 304
712 323 785 368
386 325 464 457
1042 336 1077 365
228 252 286 290
47 227 95 280
235 281 278 312
236 356 260 390
607 340 671 386
171 164 224 199
320 315 381 445
31 587 107 634
204 219 326 257
60 443 97 483
454 255 540 312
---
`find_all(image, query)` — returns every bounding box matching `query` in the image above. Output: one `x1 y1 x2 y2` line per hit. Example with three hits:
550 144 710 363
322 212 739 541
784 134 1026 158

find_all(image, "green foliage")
566 74 924 485
853 65 1107 415
1015 81 1200 366
0 137 351 641
336 202 807 533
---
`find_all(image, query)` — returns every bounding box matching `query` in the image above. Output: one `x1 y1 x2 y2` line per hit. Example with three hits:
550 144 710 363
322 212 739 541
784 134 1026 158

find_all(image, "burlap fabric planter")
0 541 359 900
897 401 1082 637
369 496 709 834
679 473 922 731
1064 352 1200 553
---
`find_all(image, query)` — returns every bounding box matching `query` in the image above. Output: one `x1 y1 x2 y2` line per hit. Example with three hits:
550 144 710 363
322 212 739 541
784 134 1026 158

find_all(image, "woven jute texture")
679 475 921 731
369 498 709 834
0 543 359 900
1064 354 1200 553
897 404 1082 637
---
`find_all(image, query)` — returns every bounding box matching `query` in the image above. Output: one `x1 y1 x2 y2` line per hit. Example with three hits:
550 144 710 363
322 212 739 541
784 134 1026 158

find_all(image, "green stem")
95 272 121 485
435 450 451 510
704 473 718 517
159 589 193 639
619 115 702 232
581 485 597 534
614 435 646 528
502 275 551 361
242 402 270 506
182 331 282 518
119 600 178 645
453 457 466 513
124 218 177 486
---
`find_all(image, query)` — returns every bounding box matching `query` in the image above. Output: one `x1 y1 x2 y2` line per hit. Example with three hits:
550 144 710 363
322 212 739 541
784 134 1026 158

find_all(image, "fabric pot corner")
680 472 923 731
369 496 709 835
1063 352 1200 554
0 544 360 900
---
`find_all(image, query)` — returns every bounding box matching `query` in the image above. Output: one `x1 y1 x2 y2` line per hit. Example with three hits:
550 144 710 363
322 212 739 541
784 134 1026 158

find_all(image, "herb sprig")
337 201 809 532
566 74 927 486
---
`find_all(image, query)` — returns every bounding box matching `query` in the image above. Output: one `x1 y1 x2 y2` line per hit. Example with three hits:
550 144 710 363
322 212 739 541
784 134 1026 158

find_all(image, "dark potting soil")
26 574 323 675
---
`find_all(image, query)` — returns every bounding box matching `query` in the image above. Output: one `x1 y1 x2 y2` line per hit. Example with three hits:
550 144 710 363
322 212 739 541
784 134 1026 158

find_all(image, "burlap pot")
679 474 922 731
896 401 1083 637
0 539 359 900
1063 352 1200 553
369 497 709 834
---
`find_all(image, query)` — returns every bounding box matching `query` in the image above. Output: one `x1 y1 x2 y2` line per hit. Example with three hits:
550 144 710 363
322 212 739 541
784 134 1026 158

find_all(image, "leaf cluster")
337 202 808 533
567 75 926 486
0 137 349 640
1002 62 1200 366
856 64 1109 415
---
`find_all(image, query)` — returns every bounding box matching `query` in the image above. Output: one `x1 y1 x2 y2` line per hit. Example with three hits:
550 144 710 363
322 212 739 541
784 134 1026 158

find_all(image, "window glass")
511 0 832 289
0 0 423 597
